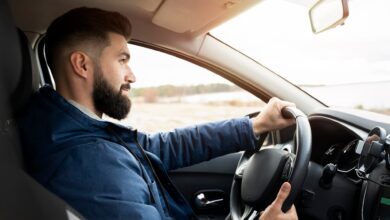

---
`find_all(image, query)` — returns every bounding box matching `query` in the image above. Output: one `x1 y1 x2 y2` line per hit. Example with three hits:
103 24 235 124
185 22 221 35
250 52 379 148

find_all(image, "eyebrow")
119 47 130 60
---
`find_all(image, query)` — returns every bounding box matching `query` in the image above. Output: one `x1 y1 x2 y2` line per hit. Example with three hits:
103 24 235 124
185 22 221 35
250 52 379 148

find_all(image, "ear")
69 51 93 79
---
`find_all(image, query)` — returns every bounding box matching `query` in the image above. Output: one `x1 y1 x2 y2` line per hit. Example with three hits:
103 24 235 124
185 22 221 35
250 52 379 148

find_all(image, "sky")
211 0 390 86
128 44 229 88
129 0 390 88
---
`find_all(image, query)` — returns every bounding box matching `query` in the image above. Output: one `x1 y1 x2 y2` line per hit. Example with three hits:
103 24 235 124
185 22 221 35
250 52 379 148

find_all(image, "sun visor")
131 0 163 12
152 0 244 34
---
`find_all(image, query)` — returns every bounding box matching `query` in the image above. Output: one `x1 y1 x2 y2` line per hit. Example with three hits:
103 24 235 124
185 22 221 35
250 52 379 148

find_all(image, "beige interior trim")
152 0 263 36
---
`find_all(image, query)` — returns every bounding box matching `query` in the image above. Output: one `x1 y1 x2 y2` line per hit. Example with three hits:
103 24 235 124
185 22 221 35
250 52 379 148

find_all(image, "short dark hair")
45 7 132 72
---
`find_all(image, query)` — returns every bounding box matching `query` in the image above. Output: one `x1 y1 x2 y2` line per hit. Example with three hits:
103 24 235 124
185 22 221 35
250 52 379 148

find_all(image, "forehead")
105 32 129 54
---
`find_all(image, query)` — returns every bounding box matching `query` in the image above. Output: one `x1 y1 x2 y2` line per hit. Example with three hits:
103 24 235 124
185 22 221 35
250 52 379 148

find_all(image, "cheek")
100 65 121 88
112 64 129 87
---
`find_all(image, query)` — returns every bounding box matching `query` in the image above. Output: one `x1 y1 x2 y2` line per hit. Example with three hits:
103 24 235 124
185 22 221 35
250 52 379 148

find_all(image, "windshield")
211 0 390 115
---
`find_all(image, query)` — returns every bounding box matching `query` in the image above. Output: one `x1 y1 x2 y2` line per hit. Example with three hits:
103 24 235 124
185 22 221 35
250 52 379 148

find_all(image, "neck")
68 100 103 120
56 82 103 119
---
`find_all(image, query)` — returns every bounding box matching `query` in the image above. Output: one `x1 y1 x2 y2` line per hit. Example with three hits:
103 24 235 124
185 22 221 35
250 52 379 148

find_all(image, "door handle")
194 191 225 209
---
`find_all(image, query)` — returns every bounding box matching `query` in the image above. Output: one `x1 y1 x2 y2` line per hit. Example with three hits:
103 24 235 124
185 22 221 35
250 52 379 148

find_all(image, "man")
17 7 298 220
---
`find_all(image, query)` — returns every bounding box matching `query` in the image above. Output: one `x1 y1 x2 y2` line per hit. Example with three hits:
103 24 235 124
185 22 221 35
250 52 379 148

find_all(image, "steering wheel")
230 107 312 219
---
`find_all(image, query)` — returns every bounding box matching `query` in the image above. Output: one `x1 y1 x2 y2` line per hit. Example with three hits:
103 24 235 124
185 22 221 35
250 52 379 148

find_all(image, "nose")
125 66 136 83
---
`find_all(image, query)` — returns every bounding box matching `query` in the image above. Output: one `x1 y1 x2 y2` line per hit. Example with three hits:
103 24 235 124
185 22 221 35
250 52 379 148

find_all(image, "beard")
92 64 131 120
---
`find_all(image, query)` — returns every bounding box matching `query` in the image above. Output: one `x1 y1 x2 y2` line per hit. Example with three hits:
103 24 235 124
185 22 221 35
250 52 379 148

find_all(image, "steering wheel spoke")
242 205 259 220
234 160 249 180
234 173 243 180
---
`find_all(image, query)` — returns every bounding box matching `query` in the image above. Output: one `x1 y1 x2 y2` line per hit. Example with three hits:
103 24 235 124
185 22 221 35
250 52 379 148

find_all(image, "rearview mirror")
309 0 349 34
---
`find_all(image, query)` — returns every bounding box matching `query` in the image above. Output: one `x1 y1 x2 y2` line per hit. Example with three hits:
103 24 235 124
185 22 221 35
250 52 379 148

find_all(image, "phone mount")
356 126 387 174
385 134 390 170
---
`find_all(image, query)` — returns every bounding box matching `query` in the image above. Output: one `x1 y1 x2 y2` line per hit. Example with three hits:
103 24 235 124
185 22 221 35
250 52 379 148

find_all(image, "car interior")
0 1 84 219
1 0 390 219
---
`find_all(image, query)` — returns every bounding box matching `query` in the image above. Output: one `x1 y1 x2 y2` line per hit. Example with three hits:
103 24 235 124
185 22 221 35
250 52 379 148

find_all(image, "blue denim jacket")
17 86 257 219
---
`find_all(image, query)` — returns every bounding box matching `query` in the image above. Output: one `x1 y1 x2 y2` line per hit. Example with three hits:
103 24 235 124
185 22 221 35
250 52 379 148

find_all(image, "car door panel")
169 152 243 218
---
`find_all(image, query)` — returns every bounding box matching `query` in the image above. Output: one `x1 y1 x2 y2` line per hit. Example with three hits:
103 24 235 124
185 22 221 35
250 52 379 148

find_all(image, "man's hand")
251 97 295 136
259 182 298 220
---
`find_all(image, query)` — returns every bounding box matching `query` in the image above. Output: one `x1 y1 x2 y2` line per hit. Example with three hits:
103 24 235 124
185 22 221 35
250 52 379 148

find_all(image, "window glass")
211 0 390 116
104 45 265 132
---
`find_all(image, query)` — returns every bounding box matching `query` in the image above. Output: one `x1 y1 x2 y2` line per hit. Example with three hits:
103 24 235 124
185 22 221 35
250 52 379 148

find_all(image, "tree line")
131 83 239 98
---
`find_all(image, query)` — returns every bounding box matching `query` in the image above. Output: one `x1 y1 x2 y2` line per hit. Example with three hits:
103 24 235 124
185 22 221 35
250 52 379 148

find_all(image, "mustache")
120 83 131 91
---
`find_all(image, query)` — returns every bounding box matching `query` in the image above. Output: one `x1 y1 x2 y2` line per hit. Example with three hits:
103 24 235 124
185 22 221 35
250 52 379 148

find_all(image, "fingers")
252 97 296 134
273 182 291 209
268 98 296 120
257 183 297 220
269 97 295 109
277 99 296 124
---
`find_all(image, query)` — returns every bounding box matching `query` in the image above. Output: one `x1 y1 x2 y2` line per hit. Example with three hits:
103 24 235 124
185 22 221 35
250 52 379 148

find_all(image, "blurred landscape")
106 83 390 133
302 81 390 115
106 84 264 132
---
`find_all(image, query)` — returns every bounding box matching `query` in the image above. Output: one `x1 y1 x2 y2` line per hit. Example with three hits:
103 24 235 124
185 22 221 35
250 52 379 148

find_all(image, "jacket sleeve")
44 142 164 220
139 117 258 170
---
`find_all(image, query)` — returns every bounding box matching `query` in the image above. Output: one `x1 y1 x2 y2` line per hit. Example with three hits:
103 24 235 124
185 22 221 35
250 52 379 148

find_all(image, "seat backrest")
0 29 41 170
0 0 24 171
0 0 84 219
11 28 41 117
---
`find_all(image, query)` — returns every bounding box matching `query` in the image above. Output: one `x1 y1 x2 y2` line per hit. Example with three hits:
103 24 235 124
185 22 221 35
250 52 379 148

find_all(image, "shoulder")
60 139 138 170
46 140 148 198
44 141 162 219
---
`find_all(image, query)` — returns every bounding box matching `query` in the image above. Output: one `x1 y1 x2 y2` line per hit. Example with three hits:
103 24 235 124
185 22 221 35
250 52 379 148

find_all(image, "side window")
105 44 266 132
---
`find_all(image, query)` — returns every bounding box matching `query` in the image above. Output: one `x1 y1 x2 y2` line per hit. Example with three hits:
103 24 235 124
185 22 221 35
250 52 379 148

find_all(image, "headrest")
0 0 22 123
0 0 22 102
9 29 38 116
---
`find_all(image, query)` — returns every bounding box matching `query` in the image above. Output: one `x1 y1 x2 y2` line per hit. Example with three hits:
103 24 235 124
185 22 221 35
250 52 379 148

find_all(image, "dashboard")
285 108 390 220
174 107 390 220
310 116 366 185
320 139 361 173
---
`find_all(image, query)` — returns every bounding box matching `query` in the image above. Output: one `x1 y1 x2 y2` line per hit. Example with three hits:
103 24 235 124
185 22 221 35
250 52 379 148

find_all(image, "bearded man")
17 7 297 220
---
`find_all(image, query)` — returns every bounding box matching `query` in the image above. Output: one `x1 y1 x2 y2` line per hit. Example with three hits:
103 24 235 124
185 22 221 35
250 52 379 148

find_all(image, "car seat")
0 0 84 219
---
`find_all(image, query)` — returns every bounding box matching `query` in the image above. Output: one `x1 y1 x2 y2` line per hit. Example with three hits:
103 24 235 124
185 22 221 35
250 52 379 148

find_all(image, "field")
106 101 264 133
